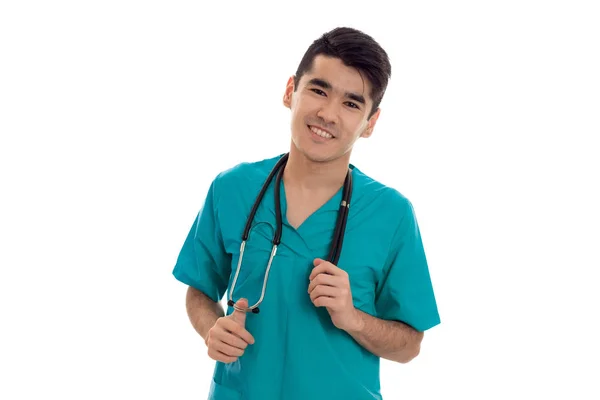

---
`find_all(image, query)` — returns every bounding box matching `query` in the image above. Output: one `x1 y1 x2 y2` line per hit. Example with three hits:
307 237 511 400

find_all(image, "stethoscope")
227 153 353 314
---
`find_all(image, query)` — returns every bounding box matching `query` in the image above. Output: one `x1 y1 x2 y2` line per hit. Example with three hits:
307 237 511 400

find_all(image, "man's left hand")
308 258 361 332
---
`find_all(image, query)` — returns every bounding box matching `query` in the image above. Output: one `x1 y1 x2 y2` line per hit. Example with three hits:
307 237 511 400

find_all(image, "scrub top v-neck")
172 154 441 400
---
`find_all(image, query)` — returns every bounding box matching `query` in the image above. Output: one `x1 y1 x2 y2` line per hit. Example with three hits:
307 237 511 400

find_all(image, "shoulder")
352 168 424 256
352 166 415 221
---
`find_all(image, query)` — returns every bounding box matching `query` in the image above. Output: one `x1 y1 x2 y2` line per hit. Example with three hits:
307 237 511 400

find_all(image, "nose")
316 99 339 125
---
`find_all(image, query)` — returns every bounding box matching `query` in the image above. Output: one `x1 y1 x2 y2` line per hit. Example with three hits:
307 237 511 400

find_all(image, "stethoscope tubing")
228 153 352 314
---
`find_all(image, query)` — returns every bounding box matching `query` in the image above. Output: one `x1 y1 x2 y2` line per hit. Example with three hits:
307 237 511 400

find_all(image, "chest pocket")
227 221 287 310
343 261 378 314
335 228 389 315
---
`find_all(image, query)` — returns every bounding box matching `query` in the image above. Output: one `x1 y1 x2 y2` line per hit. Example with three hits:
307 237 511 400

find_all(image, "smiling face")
283 55 381 164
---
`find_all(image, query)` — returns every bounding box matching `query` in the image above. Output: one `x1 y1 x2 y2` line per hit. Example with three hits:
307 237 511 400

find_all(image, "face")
283 55 381 164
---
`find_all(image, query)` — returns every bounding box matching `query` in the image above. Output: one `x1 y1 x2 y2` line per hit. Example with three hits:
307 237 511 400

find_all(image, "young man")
172 27 440 400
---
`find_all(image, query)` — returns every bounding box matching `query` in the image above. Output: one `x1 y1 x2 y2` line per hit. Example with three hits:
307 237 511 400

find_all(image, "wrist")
345 308 365 334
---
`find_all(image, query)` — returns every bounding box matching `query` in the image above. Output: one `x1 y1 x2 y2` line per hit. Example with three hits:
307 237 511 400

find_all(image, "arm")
344 308 423 363
310 198 439 363
308 259 427 364
185 286 224 345
346 197 439 362
173 176 232 344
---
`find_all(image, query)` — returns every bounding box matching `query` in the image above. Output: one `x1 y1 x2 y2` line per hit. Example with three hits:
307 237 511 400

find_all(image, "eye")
310 88 326 96
345 102 360 109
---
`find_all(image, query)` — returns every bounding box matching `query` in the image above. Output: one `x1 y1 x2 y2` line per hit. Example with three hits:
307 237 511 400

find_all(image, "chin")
296 146 337 164
305 153 332 163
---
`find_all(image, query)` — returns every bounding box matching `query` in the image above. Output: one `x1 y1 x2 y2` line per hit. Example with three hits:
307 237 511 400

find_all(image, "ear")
361 108 381 138
283 76 295 109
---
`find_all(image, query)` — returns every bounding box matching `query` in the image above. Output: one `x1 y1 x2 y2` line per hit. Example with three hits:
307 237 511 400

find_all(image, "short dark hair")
293 27 392 119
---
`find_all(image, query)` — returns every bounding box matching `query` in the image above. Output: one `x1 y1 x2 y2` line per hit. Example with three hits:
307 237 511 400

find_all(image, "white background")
1 1 599 399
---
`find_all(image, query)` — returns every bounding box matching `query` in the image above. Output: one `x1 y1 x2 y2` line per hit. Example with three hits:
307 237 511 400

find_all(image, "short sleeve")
172 176 231 302
374 198 440 332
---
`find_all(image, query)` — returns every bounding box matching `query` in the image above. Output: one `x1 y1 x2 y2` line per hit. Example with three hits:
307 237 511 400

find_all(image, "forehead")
299 55 373 103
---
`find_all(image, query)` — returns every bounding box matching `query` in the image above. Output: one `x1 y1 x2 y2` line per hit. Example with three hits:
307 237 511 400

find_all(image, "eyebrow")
307 78 366 106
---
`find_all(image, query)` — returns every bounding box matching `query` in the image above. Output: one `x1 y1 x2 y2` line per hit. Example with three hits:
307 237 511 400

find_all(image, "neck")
282 147 350 192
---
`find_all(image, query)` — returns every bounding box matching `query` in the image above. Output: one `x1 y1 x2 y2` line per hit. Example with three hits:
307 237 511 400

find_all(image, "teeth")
310 126 333 139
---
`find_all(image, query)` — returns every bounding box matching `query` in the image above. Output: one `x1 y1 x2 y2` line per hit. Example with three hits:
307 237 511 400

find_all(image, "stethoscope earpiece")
227 299 260 314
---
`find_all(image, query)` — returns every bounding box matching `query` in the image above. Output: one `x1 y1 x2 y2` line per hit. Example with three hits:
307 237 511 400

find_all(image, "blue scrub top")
172 154 440 400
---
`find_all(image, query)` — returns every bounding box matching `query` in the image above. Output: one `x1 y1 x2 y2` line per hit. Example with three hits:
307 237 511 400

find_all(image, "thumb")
230 298 248 326
313 258 325 267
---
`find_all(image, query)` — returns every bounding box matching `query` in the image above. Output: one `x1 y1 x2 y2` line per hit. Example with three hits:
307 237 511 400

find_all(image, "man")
172 27 440 400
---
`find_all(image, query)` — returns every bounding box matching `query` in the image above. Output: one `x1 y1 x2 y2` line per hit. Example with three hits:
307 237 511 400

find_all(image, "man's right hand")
206 298 255 364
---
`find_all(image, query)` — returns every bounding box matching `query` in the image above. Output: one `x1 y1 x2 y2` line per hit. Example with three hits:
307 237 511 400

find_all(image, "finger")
213 340 245 358
220 331 249 350
208 347 237 364
211 323 248 349
313 295 335 308
309 261 332 280
310 285 339 302
309 260 345 280
230 298 248 327
223 318 255 345
308 273 340 294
